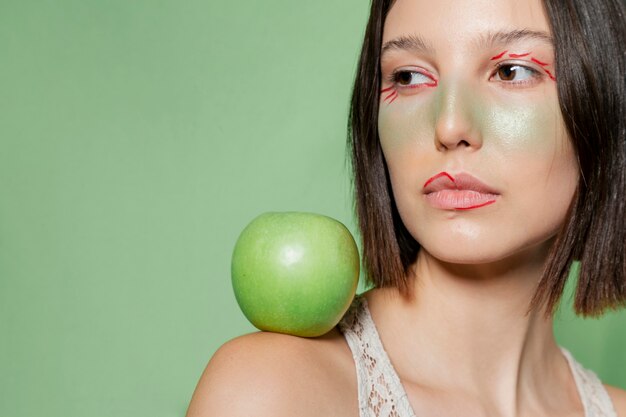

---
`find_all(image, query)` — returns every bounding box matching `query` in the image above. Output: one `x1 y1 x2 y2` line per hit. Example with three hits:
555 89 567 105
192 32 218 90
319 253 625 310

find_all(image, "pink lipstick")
423 172 499 210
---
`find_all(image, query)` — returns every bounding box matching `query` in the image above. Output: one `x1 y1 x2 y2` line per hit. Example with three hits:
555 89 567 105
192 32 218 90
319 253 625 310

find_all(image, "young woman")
187 0 626 415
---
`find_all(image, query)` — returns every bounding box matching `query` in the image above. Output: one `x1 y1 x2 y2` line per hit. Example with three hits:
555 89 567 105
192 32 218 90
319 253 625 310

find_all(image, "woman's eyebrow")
381 34 434 60
381 29 553 60
477 29 554 49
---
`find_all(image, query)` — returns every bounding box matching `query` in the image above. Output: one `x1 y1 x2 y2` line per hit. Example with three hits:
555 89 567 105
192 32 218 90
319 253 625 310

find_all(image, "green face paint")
378 78 562 160
375 13 578 266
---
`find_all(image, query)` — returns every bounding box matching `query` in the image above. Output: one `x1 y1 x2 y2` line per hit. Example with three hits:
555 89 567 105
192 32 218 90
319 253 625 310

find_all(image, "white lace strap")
340 299 618 417
560 347 618 417
339 298 372 417
339 296 416 417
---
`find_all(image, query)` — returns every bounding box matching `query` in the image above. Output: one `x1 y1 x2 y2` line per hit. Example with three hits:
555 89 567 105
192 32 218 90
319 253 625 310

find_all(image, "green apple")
231 212 359 337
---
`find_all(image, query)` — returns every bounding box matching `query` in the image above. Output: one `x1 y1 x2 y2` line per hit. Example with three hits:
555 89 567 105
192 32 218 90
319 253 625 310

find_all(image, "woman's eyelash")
491 51 557 82
491 62 542 84
384 70 407 85
386 70 438 87
382 60 553 98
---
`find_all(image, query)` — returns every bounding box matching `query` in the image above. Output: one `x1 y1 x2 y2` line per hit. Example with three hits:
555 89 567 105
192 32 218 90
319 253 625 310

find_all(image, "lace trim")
339 295 618 417
561 348 619 417
339 296 415 417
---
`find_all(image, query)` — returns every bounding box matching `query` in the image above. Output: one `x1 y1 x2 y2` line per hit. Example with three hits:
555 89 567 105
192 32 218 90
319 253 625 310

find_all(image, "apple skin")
231 212 360 337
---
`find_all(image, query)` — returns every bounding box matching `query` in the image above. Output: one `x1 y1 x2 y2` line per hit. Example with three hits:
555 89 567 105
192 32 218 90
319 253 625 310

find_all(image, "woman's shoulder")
604 384 626 417
186 328 358 417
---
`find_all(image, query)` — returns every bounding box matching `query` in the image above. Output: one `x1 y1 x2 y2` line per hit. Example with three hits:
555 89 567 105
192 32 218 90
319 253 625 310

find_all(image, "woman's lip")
422 171 500 195
422 171 500 210
424 190 499 210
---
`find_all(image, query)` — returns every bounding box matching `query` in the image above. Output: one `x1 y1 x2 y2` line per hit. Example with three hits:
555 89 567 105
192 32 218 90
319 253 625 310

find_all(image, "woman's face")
378 0 579 264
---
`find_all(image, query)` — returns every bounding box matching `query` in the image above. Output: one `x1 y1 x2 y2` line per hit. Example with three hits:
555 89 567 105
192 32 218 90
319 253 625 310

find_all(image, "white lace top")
338 295 618 417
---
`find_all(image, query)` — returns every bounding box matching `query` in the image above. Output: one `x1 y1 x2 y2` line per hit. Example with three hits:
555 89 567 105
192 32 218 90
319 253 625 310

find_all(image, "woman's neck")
364 243 580 416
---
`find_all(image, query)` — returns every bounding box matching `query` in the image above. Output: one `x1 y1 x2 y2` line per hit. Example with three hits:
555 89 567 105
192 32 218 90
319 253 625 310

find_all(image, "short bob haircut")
348 0 626 317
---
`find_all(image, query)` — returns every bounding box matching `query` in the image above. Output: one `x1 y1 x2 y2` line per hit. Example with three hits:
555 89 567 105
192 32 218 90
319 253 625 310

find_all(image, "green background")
1 1 624 416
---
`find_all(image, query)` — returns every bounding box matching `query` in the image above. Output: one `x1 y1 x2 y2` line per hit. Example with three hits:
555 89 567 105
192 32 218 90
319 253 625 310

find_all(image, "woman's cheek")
378 98 435 159
484 96 563 157
484 97 578 231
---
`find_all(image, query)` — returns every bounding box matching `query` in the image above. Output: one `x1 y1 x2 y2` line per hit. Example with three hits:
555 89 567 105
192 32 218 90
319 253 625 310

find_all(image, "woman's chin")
422 246 508 265
417 233 554 267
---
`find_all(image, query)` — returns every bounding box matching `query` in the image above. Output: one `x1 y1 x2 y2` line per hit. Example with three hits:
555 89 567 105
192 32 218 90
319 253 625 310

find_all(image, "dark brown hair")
347 0 626 317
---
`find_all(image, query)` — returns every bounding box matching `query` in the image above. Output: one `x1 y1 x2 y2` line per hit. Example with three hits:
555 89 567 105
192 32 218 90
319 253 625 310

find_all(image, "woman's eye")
493 64 538 82
392 71 435 87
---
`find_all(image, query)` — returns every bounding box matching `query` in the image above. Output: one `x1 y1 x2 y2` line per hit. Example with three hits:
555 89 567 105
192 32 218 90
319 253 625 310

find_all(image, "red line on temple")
531 57 549 66
380 86 394 94
509 52 530 58
490 50 507 60
544 69 556 81
423 172 455 188
455 200 497 210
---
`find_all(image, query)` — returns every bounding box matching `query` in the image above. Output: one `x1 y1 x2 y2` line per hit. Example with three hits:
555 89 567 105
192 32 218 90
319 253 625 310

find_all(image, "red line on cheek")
388 92 398 104
531 57 549 66
384 90 396 101
544 69 556 81
509 52 530 58
490 50 507 60
455 200 497 210
380 86 394 94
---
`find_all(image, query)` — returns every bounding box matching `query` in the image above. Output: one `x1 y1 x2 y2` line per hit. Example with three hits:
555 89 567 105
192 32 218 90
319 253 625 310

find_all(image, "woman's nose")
433 82 483 151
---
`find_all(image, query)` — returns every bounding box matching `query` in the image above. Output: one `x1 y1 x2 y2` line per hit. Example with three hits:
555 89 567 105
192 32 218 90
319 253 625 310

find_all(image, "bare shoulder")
605 384 626 417
185 328 357 417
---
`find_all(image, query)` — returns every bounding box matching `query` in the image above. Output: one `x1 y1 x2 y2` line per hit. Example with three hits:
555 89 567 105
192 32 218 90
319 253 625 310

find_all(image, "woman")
187 0 626 415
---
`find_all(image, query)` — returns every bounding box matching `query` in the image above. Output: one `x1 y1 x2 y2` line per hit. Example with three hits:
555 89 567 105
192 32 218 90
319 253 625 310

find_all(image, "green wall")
0 1 623 416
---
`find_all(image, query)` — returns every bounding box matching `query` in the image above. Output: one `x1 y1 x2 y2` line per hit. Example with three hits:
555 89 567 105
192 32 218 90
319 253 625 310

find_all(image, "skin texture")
378 1 577 265
186 0 626 415
367 0 624 416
